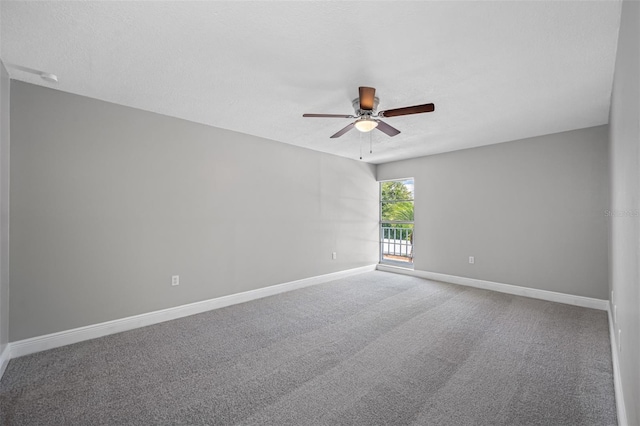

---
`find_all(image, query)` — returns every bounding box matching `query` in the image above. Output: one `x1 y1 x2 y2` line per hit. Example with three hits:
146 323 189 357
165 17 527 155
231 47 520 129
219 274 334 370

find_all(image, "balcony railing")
380 226 413 266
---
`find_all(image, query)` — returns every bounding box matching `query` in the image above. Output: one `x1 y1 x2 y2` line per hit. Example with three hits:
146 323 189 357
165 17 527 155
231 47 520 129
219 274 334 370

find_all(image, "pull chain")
370 130 373 154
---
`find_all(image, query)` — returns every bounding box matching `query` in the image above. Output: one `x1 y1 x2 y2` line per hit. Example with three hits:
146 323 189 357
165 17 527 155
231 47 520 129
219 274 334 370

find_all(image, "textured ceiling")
1 1 622 164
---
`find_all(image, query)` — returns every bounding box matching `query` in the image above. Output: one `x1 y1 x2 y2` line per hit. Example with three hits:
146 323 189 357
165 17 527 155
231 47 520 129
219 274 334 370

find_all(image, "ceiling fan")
303 86 435 138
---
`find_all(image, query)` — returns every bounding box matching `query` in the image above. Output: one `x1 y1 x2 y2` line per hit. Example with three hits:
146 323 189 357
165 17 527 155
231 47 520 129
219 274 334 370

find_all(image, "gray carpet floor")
0 271 617 425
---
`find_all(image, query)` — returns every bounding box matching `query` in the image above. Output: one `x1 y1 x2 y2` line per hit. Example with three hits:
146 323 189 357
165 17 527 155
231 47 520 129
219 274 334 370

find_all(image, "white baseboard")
608 305 628 426
376 265 609 311
7 264 376 361
0 344 10 379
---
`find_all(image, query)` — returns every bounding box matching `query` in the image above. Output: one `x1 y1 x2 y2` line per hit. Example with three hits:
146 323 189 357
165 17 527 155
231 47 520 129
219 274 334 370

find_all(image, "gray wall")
9 81 379 341
378 126 609 300
608 0 640 423
0 62 9 357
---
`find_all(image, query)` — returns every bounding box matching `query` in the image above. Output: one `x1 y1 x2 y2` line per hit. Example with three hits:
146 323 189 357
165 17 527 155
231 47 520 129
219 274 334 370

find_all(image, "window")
380 179 414 268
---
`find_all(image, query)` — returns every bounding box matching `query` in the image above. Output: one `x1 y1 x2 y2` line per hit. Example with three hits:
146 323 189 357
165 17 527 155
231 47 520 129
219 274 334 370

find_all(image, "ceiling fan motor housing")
352 97 380 116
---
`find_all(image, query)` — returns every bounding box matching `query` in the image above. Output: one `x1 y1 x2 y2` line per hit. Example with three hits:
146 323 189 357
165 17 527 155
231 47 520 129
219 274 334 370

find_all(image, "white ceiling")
1 1 622 164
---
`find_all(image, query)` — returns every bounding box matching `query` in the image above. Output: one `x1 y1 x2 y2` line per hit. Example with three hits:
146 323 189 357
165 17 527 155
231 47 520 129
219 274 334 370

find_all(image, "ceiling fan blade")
330 122 355 138
359 86 376 110
375 120 401 137
303 113 354 118
379 103 435 118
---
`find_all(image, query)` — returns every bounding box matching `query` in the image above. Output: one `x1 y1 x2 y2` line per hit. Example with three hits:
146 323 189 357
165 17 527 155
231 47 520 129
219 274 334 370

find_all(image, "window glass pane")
381 224 413 240
380 224 414 263
380 179 414 201
381 201 414 222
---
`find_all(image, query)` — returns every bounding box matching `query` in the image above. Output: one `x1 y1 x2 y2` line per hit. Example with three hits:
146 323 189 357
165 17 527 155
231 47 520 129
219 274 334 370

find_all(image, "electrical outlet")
332 252 337 260
172 275 180 286
468 256 475 264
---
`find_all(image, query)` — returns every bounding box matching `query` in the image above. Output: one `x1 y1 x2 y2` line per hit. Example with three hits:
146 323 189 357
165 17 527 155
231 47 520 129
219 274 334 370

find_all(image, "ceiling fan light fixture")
354 118 378 133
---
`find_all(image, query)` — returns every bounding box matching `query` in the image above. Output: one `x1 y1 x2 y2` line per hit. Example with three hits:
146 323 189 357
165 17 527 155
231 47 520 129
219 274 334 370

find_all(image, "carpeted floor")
0 271 617 425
